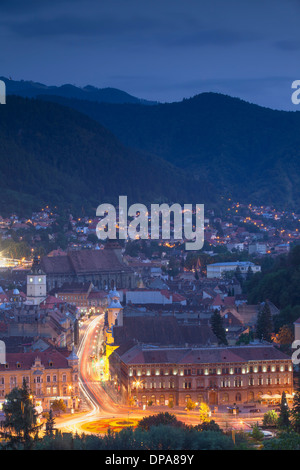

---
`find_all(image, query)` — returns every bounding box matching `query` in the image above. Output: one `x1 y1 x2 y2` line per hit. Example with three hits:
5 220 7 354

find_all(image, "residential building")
207 261 261 279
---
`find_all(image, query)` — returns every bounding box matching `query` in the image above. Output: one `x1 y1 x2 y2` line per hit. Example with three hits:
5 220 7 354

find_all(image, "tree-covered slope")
0 96 213 215
37 92 300 208
1 77 157 105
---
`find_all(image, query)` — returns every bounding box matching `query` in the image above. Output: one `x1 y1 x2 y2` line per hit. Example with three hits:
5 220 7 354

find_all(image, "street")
55 315 276 435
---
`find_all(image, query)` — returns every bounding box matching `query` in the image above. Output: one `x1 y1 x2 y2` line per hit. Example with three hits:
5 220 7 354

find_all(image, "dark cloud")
8 15 159 39
165 29 261 48
0 0 299 110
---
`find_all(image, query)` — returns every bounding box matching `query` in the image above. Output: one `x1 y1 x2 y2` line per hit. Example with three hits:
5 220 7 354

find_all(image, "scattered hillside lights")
96 196 204 251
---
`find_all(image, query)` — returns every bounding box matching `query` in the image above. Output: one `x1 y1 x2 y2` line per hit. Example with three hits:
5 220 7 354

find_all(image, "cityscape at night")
0 0 300 458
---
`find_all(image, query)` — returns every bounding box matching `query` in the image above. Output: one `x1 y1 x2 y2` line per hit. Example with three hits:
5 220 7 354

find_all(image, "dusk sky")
1 0 300 110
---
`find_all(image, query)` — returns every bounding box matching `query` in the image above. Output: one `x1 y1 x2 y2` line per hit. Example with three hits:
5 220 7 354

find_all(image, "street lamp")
131 379 144 407
68 385 74 413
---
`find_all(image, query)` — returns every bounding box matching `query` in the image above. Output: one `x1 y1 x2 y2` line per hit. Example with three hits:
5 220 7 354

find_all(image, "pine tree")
256 302 273 342
291 386 300 433
235 266 243 285
45 409 56 437
0 378 43 449
210 310 228 345
246 266 253 282
278 391 291 431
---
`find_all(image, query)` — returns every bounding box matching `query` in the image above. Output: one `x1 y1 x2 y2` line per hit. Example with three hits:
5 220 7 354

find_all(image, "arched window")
197 394 204 403
222 393 229 403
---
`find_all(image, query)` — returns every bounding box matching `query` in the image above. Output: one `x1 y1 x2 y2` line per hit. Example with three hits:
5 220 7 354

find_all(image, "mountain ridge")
33 91 300 209
1 76 158 106
0 95 214 216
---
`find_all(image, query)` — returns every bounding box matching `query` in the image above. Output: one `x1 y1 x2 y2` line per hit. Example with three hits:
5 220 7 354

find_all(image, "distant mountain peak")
0 77 158 105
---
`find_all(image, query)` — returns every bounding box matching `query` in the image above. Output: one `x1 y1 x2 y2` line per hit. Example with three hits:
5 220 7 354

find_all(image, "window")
234 377 242 387
222 393 229 403
10 376 17 388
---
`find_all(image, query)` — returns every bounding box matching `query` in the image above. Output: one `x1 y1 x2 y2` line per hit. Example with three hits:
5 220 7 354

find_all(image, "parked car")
249 408 261 413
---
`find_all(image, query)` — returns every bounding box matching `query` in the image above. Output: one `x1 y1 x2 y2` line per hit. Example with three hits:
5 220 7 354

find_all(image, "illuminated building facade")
0 347 79 412
109 343 293 407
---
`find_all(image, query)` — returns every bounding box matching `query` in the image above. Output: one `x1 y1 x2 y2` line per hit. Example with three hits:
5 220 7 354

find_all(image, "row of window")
0 374 77 385
130 363 292 378
131 375 291 391
59 295 87 301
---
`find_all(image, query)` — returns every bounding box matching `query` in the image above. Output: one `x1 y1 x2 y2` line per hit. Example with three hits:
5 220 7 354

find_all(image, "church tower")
104 288 123 380
26 256 47 305
107 289 123 327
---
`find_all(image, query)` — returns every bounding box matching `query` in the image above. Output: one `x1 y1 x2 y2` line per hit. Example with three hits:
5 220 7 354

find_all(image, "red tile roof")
0 348 72 371
117 344 290 365
41 250 132 274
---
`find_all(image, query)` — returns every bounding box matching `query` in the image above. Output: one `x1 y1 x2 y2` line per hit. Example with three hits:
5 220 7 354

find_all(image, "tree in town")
278 391 291 431
194 420 222 433
277 324 294 347
262 410 278 427
210 310 228 345
199 402 211 423
51 399 66 416
137 412 186 431
45 409 56 437
255 302 273 342
291 385 300 433
251 423 264 442
235 266 244 285
246 266 253 282
0 379 42 449
186 399 197 411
